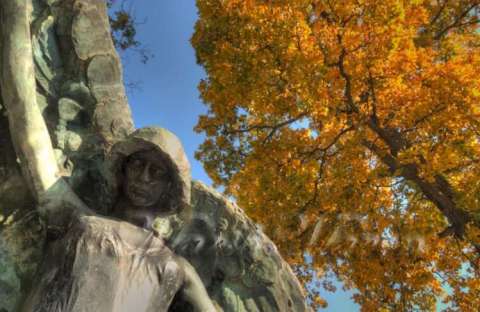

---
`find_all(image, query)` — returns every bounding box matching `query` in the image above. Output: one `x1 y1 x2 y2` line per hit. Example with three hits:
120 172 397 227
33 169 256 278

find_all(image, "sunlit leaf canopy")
192 0 480 310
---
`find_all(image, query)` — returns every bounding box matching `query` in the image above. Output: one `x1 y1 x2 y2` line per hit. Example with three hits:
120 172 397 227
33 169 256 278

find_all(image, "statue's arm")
178 257 219 312
0 0 93 226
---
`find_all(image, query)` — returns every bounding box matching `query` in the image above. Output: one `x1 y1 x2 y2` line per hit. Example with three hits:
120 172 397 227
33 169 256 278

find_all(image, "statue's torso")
22 215 184 312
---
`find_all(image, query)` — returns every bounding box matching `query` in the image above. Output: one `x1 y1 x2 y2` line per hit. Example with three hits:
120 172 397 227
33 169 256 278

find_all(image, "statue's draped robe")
22 216 184 312
21 127 199 312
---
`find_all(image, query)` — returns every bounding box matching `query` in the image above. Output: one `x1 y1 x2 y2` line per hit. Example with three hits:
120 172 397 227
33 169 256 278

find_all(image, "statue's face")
123 150 170 208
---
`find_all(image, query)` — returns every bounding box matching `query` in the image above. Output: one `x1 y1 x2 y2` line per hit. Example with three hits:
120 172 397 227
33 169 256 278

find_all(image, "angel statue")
1 2 216 310
19 128 218 312
0 0 308 311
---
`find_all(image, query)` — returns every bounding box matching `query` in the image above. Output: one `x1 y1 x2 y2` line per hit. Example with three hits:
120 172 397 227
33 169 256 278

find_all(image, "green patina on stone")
0 240 20 312
0 0 133 310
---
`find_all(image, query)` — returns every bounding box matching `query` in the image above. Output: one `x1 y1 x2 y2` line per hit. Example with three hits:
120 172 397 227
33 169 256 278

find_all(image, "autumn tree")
192 0 480 310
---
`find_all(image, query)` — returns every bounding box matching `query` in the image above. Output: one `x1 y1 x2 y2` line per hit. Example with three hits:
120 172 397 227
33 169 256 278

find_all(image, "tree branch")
301 125 355 160
362 138 471 239
429 0 449 27
227 113 308 143
322 14 477 244
433 3 479 40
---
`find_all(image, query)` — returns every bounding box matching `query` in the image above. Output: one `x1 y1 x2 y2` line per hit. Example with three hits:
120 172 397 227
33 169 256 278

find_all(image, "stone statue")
106 128 192 234
0 0 309 311
20 128 217 312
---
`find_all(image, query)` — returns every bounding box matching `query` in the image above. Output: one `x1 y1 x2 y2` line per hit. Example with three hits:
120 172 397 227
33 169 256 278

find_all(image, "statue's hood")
106 127 191 217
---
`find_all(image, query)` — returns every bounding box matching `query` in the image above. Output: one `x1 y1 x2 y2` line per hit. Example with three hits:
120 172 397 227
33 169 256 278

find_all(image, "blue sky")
112 1 359 311
112 1 212 185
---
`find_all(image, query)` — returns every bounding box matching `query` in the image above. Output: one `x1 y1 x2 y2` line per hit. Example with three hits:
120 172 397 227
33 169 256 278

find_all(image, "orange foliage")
193 1 480 310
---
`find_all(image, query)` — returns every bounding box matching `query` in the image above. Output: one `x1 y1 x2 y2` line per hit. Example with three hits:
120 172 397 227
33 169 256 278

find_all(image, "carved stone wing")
172 181 310 312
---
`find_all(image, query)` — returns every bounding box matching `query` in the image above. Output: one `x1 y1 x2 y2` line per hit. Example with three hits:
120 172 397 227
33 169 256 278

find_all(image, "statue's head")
122 149 171 208
107 127 191 221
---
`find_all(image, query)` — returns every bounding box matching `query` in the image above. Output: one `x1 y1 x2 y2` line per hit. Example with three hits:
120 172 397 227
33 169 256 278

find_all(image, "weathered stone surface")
0 240 20 312
64 131 83 151
92 103 134 146
21 216 187 312
106 127 192 227
0 0 133 310
58 97 83 122
0 205 44 312
87 54 122 91
71 0 113 60
60 81 94 108
86 53 134 144
32 13 63 98
173 181 309 312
